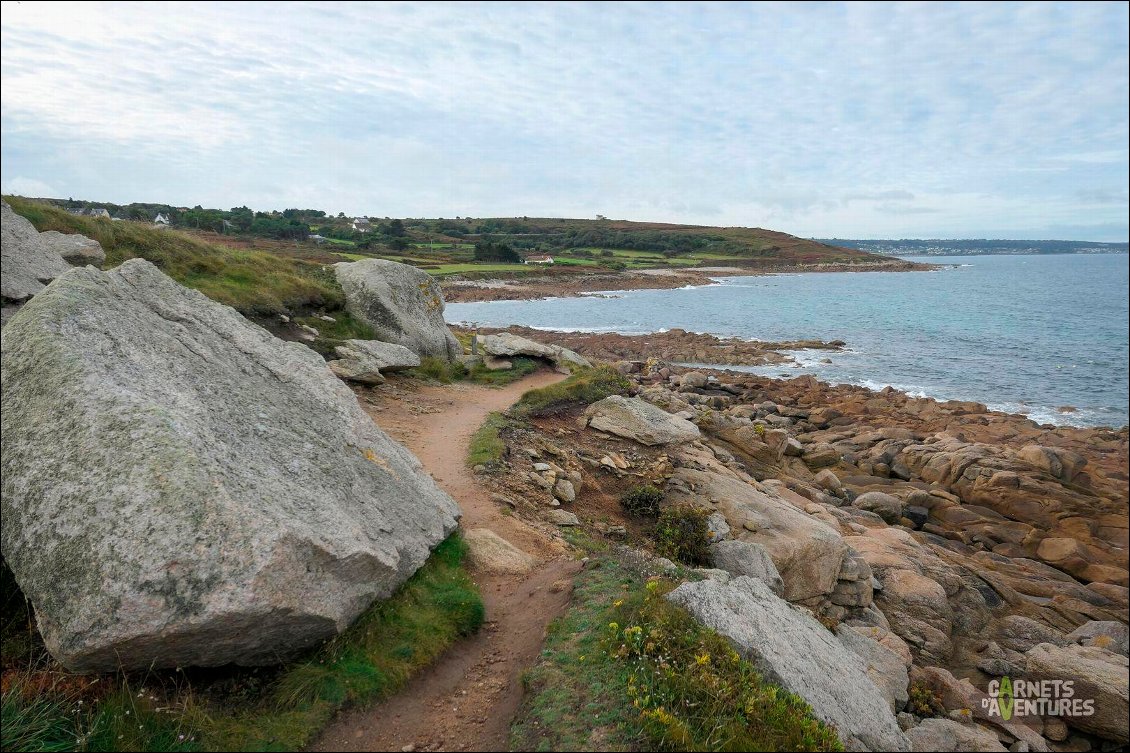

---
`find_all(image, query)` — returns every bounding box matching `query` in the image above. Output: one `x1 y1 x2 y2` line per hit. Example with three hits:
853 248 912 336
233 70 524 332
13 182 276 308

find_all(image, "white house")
524 254 554 265
154 212 171 225
351 217 371 232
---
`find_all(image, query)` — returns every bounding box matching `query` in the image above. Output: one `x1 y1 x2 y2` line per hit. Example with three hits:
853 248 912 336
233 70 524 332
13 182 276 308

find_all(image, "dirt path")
310 369 579 753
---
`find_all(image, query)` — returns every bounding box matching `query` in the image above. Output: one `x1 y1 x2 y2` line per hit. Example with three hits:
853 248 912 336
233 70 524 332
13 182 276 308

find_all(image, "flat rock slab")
328 339 421 384
39 230 106 266
584 395 700 446
667 576 909 751
1 259 460 672
478 332 590 374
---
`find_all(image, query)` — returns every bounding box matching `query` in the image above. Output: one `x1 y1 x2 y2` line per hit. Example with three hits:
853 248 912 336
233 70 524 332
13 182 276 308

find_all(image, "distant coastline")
818 238 1129 256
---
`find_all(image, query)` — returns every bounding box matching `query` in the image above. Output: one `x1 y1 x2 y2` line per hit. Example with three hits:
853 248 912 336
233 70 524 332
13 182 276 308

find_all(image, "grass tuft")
510 365 631 417
408 356 541 386
0 534 481 752
467 412 510 468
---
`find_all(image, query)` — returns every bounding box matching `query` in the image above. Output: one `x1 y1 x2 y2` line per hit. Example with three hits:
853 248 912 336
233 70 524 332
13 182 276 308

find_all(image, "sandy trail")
310 369 578 753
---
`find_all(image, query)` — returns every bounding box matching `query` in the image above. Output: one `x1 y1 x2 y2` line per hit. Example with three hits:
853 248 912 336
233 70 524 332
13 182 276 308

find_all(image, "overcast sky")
2 1 1127 240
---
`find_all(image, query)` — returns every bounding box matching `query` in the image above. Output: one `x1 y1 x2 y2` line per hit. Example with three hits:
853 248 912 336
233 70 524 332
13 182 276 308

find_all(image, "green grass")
294 313 377 357
407 355 541 387
467 412 510 468
0 534 482 752
427 263 533 276
510 365 632 417
511 555 842 752
5 197 344 317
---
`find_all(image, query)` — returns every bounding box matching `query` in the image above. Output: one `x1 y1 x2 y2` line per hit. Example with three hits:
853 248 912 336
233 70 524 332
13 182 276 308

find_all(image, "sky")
1 1 1127 241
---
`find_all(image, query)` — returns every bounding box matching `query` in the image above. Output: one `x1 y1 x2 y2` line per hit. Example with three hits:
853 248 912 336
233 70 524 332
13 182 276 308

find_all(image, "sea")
446 254 1130 429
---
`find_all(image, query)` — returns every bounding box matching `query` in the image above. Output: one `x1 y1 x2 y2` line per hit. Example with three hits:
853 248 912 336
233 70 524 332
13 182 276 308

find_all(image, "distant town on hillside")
819 238 1129 256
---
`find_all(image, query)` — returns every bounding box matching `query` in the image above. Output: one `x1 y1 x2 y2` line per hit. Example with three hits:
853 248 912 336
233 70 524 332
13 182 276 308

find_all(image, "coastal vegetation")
511 365 632 417
8 196 887 278
653 506 712 566
3 197 344 318
619 484 664 517
409 354 540 386
511 553 841 751
467 411 511 468
0 534 482 752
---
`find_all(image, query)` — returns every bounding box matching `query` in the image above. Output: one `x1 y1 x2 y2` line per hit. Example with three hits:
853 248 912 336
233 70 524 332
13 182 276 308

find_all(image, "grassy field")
5 197 345 318
426 262 533 276
511 551 842 752
1 535 482 753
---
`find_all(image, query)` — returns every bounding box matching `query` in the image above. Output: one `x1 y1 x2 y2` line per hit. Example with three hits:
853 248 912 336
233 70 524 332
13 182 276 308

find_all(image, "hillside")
14 196 889 271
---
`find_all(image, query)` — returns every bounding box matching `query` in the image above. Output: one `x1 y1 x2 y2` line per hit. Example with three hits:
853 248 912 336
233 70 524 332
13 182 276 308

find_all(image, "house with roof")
351 217 371 233
154 213 171 226
524 254 554 265
70 207 112 219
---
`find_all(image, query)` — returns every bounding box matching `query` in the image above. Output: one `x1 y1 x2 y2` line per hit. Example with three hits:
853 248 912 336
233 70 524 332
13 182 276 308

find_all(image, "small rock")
681 371 708 389
852 491 904 524
546 510 579 526
462 529 534 575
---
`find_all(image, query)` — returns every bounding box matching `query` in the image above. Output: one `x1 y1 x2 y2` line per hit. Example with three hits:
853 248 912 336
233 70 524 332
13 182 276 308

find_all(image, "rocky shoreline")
441 257 937 303
455 325 845 368
4 195 1125 752
463 324 1129 750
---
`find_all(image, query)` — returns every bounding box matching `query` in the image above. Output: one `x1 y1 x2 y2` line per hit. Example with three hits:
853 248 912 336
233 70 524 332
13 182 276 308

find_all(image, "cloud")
843 190 916 203
1 175 58 197
1 0 1127 240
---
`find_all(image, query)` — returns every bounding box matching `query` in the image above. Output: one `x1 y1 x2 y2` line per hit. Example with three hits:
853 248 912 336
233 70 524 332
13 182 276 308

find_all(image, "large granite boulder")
1067 620 1129 657
666 466 846 602
334 259 461 360
851 491 904 524
477 332 590 374
668 576 909 751
1 259 461 672
584 395 700 446
1024 642 1129 743
39 230 106 266
906 718 1007 752
327 339 421 385
836 624 910 713
708 540 784 595
1 200 71 303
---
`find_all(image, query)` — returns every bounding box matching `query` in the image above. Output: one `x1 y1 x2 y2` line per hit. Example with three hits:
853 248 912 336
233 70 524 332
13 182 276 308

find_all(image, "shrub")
654 506 711 566
906 680 943 718
620 485 663 517
511 365 631 417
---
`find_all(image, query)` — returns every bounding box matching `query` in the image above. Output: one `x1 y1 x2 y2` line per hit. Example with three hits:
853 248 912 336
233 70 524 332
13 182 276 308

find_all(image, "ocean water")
446 254 1130 428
